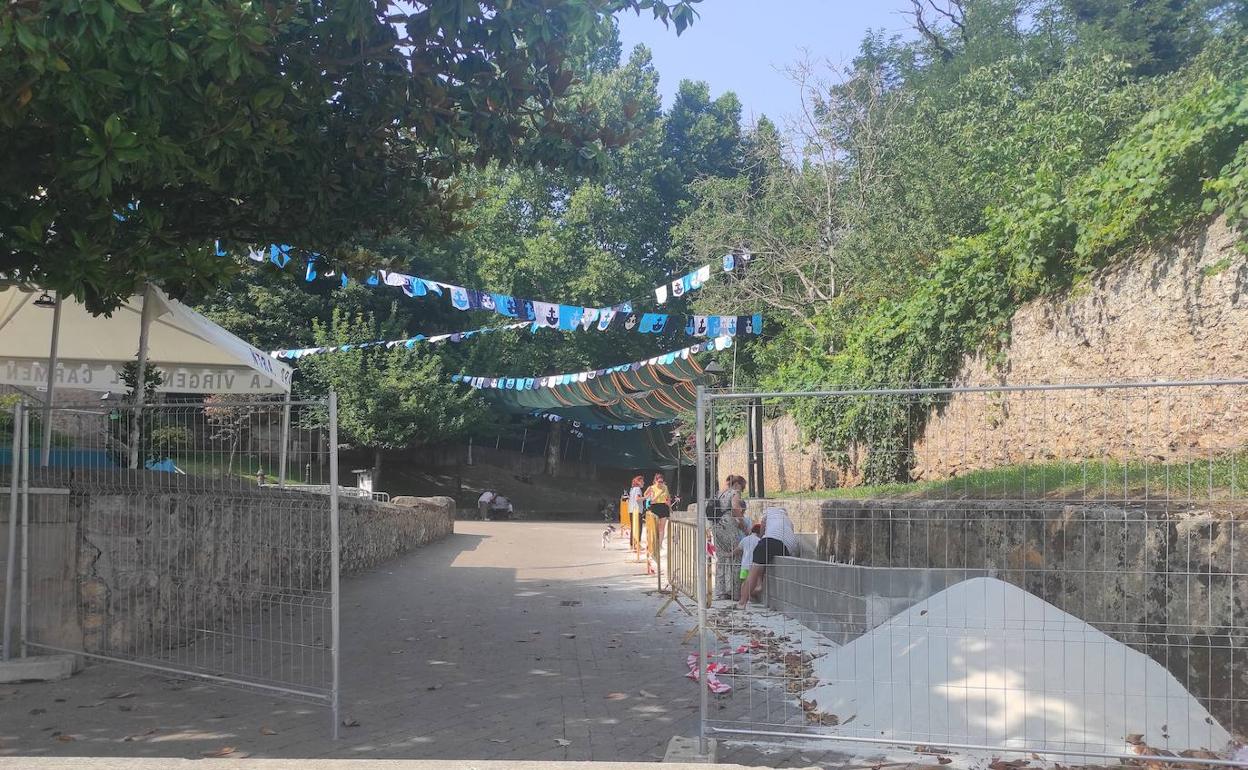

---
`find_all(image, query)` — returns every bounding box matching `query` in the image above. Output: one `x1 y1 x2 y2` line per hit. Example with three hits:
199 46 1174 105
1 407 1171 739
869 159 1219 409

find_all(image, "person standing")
738 506 797 609
710 475 748 599
643 472 672 551
627 476 644 517
478 489 496 521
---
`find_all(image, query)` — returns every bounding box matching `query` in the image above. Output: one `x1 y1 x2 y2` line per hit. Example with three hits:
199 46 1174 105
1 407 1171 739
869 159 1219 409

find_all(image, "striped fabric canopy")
482 356 704 421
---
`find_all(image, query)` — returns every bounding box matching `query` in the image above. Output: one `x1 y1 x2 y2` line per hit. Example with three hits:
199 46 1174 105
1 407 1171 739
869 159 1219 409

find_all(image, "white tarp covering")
0 284 292 395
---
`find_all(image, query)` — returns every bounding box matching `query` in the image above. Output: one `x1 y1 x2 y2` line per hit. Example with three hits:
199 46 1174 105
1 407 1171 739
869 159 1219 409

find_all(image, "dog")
602 523 617 548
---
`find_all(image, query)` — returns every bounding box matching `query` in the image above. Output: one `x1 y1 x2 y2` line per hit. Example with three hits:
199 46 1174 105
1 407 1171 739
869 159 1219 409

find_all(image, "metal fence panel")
7 396 341 734
696 380 1248 766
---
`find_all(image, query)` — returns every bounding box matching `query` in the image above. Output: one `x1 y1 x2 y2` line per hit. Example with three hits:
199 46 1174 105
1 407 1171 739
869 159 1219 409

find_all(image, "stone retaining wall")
717 216 1248 493
2 475 453 656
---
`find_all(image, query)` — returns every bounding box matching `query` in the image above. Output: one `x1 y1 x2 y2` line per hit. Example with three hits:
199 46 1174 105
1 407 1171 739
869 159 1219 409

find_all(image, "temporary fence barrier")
659 517 712 624
644 510 662 585
0 395 342 737
693 380 1248 766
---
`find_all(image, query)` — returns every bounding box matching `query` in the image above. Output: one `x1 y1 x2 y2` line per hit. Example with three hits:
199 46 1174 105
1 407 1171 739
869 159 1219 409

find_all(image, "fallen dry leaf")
77 701 107 709
426 684 442 691
489 738 509 744
29 708 46 715
259 727 278 736
105 691 137 700
342 718 360 727
56 735 75 743
937 757 953 765
201 746 236 757
555 738 572 747
639 690 659 699
561 633 576 639
605 692 628 701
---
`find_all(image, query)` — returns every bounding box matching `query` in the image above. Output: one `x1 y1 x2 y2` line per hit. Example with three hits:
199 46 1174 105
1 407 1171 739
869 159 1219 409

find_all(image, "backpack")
705 490 732 522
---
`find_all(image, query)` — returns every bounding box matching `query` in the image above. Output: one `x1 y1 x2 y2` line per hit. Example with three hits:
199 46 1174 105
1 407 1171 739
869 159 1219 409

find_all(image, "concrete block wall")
764 556 990 644
756 497 1248 738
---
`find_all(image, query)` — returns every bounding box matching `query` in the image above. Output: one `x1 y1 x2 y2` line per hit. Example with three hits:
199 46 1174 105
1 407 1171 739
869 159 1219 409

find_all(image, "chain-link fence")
1 395 342 736
693 380 1248 766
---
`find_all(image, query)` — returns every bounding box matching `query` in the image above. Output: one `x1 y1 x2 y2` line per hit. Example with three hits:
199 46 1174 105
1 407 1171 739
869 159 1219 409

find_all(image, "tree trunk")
372 447 383 488
544 422 562 478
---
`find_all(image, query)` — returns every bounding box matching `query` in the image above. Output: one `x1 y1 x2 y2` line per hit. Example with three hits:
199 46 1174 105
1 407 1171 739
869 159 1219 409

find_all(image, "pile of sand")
802 577 1231 760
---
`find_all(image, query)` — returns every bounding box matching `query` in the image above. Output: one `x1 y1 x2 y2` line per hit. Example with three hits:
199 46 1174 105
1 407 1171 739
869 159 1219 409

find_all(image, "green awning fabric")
577 427 682 469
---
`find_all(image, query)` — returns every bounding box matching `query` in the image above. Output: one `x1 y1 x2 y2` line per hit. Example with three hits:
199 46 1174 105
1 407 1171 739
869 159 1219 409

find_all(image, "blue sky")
616 1 916 124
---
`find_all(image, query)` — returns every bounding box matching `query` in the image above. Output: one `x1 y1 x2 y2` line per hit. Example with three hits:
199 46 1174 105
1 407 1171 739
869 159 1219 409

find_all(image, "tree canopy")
0 0 698 313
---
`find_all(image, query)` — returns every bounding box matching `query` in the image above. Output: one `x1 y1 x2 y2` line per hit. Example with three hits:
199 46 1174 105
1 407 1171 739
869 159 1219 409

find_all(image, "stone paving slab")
0 521 853 768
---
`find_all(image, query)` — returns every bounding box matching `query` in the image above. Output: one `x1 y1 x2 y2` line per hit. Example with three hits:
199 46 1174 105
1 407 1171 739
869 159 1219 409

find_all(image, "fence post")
3 401 23 660
19 406 30 657
277 390 291 487
744 398 755 497
328 392 341 739
748 396 758 499
694 385 709 758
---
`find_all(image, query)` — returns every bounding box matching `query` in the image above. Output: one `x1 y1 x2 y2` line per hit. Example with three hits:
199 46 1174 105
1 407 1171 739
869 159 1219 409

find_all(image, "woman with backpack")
710 475 748 599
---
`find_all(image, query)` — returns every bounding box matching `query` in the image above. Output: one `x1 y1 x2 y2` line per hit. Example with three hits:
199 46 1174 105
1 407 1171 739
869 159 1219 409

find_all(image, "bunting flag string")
377 252 747 325
451 335 733 391
270 321 529 360
228 238 751 326
271 311 764 361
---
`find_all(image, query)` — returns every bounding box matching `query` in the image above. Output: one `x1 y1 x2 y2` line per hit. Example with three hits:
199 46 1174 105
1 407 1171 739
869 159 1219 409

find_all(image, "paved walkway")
0 521 845 767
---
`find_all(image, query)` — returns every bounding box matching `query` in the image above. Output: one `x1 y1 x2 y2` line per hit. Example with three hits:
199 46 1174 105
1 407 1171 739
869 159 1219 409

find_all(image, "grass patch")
1201 256 1235 277
175 455 319 485
777 452 1248 502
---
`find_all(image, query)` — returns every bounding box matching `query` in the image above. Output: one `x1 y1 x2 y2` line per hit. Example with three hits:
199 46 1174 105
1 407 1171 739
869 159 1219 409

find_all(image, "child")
735 523 762 583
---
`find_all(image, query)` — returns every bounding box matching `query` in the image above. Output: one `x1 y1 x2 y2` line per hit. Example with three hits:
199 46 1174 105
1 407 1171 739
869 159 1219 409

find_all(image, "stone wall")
716 414 840 494
809 497 1248 737
1 474 453 657
913 215 1248 479
717 216 1248 492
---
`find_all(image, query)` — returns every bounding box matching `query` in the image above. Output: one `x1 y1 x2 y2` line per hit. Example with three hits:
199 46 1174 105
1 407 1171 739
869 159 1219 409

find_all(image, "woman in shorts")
644 472 672 550
737 506 797 609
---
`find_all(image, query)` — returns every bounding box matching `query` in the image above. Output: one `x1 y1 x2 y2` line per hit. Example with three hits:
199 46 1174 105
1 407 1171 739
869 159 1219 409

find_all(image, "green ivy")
784 65 1248 485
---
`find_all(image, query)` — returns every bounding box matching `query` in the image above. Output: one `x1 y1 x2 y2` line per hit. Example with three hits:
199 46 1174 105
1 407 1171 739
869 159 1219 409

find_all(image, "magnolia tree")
0 0 699 313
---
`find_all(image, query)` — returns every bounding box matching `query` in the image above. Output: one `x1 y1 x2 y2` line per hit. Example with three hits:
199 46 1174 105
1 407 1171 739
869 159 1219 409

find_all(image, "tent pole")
277 390 291 487
40 292 62 467
128 284 156 470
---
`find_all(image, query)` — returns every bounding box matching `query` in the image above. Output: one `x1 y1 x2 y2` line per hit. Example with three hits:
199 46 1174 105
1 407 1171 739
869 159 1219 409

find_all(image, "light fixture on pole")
33 292 57 309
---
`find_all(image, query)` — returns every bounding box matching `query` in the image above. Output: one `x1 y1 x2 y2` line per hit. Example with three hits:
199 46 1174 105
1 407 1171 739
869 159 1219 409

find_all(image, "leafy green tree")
1059 0 1245 75
296 309 486 485
0 0 699 313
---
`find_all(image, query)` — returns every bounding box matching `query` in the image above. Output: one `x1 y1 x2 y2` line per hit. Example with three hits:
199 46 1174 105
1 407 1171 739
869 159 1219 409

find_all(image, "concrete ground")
0 521 850 768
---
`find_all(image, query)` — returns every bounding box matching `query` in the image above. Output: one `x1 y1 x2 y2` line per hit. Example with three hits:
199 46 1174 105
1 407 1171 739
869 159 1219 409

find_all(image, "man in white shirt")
478 490 495 520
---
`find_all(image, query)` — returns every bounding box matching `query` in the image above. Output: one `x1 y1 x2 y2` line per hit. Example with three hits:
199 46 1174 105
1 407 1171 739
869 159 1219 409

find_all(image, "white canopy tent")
0 283 294 469
0 284 292 397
